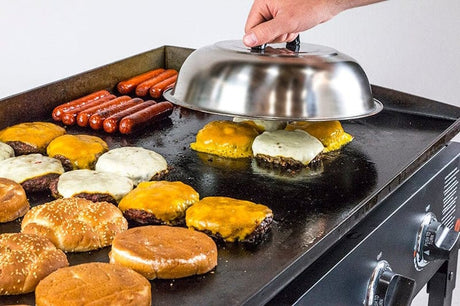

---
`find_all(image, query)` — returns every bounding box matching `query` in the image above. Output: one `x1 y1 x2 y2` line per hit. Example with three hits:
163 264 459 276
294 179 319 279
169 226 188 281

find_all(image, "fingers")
243 18 294 47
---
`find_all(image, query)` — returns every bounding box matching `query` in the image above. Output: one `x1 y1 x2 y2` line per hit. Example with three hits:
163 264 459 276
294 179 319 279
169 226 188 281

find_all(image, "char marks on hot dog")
52 90 111 121
149 75 177 99
135 69 178 97
119 102 174 134
117 68 165 94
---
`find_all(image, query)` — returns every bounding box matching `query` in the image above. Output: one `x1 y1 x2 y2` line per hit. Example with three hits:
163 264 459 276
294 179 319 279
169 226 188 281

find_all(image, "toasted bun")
96 147 168 185
21 198 128 252
0 178 29 223
109 226 217 279
0 233 68 295
47 134 108 170
0 122 65 155
35 262 151 306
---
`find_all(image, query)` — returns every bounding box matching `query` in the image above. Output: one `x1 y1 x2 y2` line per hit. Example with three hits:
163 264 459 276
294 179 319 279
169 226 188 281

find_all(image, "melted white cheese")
0 142 14 160
0 153 64 183
233 117 286 131
57 169 133 201
95 147 167 185
252 130 324 165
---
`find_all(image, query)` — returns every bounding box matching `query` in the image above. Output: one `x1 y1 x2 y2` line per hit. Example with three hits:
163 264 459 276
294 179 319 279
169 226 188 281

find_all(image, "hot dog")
61 94 116 126
76 96 132 127
135 69 178 97
103 100 157 133
117 68 165 94
149 75 178 99
52 90 111 121
119 102 174 134
89 98 143 130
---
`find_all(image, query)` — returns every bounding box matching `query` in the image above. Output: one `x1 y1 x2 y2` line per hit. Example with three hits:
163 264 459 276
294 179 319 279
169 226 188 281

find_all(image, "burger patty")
22 173 60 193
255 153 322 170
192 215 273 245
49 180 117 204
5 141 42 155
123 209 185 226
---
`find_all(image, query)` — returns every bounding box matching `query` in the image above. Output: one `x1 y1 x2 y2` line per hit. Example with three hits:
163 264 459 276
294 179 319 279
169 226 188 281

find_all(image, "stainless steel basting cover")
164 39 383 120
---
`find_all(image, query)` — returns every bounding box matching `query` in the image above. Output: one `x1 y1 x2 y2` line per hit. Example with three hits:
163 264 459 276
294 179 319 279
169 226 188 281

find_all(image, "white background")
1 0 459 304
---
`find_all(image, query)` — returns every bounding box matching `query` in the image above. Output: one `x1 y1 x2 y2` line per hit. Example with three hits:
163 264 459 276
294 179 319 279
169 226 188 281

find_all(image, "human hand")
243 0 384 47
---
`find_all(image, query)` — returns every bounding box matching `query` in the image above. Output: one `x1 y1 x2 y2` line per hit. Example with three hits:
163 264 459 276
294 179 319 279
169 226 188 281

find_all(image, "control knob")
365 260 416 306
414 213 460 270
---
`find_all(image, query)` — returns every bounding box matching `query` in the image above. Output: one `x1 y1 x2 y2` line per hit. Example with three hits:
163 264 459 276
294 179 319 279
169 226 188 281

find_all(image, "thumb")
243 18 289 47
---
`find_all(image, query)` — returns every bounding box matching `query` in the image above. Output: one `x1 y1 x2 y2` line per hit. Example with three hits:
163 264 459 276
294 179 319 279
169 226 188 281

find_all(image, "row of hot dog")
52 68 178 134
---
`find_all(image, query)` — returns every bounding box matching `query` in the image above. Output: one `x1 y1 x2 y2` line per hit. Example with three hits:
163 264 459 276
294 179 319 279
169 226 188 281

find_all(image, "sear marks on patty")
22 173 60 193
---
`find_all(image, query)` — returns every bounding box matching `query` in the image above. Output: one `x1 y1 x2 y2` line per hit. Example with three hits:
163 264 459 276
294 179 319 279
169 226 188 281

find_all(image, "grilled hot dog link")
149 75 177 99
89 98 143 130
52 90 111 121
135 69 178 97
119 102 174 134
61 94 116 126
117 68 165 94
76 96 132 127
103 100 157 133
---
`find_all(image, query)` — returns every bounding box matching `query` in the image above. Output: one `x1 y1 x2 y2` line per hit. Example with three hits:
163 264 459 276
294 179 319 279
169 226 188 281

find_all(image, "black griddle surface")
1 94 459 305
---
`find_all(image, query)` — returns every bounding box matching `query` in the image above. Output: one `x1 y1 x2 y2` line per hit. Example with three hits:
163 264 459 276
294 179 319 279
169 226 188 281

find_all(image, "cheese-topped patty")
233 117 286 132
191 120 259 158
285 121 353 152
118 181 199 225
56 169 133 202
95 147 168 185
0 122 65 155
252 130 324 166
186 196 273 243
0 154 64 184
47 134 108 170
0 142 14 161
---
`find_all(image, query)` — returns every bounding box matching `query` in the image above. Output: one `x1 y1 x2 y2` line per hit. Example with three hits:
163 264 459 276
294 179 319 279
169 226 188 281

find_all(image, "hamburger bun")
0 233 68 295
95 147 168 185
186 196 273 244
51 169 134 204
47 134 108 171
35 262 151 306
0 141 14 161
109 226 217 279
0 122 65 155
0 178 29 223
118 181 199 226
0 154 64 193
21 198 128 252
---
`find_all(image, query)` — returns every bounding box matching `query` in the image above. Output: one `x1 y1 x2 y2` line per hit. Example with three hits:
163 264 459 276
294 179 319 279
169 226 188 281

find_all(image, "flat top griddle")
0 46 459 305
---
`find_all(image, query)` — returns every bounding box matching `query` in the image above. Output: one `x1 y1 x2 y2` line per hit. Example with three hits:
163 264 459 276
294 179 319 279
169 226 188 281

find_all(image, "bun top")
0 177 29 223
21 197 128 252
190 120 259 158
47 134 108 170
0 233 68 295
35 262 151 306
0 122 65 151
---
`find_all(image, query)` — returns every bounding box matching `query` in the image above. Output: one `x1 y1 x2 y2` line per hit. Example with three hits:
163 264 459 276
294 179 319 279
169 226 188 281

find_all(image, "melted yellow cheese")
47 134 108 170
185 196 273 242
286 121 353 152
118 181 199 223
191 121 259 158
0 122 65 150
